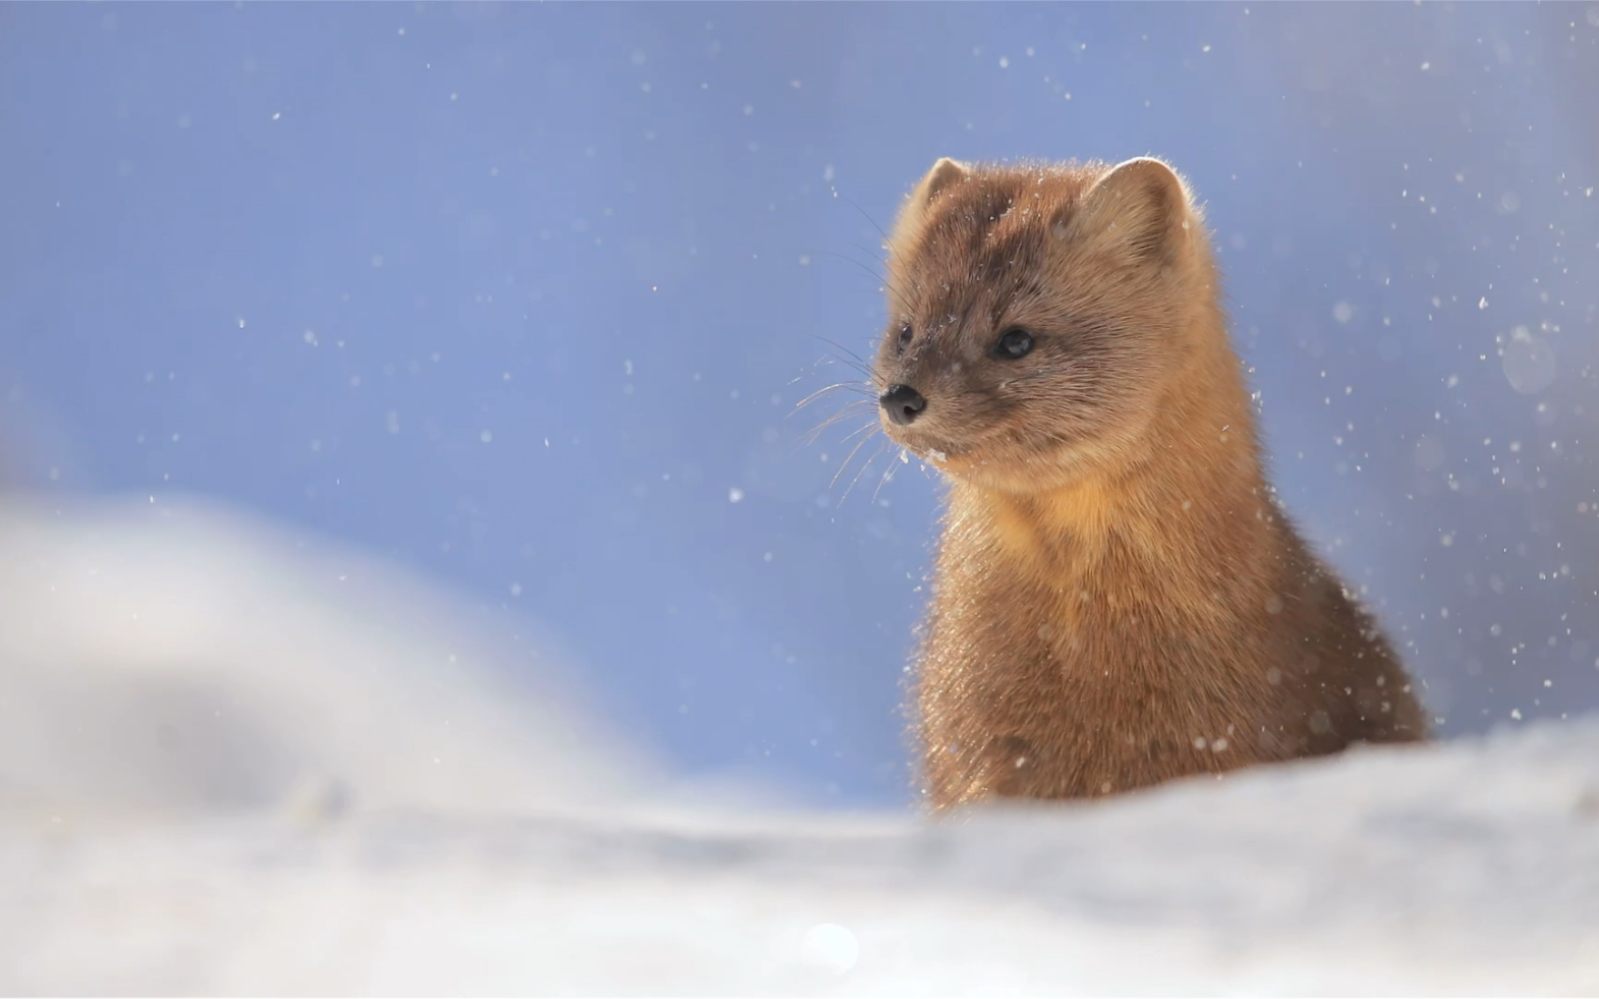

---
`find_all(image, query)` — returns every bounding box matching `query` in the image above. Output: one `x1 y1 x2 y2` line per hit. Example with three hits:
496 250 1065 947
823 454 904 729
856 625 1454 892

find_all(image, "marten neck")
946 308 1271 599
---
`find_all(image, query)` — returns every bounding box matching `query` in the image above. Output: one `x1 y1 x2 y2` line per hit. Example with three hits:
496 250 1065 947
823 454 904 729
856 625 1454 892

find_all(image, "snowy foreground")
2 496 1597 995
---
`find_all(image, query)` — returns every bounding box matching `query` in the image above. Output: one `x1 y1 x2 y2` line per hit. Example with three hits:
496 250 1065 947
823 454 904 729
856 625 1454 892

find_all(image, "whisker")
798 407 871 444
838 417 880 445
801 397 874 423
802 352 868 377
871 467 893 503
808 334 871 366
846 241 889 276
818 250 893 292
834 189 890 244
791 381 871 414
798 403 874 445
806 338 884 386
844 252 916 318
872 446 906 503
815 250 916 318
816 352 873 381
830 427 879 491
839 437 892 507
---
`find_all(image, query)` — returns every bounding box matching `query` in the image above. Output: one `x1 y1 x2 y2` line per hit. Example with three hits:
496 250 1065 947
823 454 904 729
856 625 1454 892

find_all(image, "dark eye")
896 324 913 354
993 327 1035 360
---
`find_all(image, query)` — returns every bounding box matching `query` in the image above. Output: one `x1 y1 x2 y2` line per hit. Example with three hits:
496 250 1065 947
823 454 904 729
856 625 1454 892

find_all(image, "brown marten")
872 157 1427 809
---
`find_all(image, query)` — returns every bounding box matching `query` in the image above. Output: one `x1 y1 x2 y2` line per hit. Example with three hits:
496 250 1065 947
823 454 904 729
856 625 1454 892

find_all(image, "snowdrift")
1 495 1595 995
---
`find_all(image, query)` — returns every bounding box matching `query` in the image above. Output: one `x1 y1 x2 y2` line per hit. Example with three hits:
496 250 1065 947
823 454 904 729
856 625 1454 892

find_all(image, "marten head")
872 157 1217 493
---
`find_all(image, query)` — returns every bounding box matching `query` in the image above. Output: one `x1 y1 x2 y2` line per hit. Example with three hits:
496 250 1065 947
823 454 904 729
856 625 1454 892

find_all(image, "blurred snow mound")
0 492 648 822
2 494 1597 994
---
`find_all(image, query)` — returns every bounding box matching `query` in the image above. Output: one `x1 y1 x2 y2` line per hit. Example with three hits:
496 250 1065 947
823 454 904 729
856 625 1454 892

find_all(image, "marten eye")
993 327 1035 360
896 324 914 354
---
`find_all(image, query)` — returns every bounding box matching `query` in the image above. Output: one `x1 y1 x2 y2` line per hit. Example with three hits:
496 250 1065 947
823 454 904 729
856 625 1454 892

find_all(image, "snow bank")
1 495 1595 995
0 494 647 822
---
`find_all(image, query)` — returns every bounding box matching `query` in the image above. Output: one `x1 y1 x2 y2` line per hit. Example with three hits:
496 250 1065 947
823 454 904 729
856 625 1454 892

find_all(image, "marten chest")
927 563 1249 715
919 530 1281 796
933 516 1250 680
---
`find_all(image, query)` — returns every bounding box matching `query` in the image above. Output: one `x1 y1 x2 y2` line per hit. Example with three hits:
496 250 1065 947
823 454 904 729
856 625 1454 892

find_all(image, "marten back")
870 157 1426 808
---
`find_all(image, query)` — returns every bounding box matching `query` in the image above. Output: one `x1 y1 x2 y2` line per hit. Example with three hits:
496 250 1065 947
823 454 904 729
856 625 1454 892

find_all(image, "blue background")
2 2 1596 806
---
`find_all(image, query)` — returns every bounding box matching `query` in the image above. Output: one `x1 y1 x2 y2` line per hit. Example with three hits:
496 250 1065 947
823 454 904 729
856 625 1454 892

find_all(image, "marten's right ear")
1063 157 1192 266
891 157 970 245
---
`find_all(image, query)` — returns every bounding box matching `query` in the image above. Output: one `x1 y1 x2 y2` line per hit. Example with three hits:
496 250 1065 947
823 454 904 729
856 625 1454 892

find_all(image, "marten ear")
1062 157 1192 265
892 157 970 244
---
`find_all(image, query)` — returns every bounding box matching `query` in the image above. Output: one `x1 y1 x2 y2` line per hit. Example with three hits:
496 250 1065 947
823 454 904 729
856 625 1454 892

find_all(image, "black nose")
880 384 927 426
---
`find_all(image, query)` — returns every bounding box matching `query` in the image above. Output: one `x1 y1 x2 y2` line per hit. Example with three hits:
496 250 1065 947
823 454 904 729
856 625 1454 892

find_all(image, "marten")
872 157 1426 809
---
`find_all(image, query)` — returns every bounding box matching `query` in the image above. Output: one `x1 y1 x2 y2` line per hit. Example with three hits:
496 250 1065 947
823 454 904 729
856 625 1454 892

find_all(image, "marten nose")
880 384 927 426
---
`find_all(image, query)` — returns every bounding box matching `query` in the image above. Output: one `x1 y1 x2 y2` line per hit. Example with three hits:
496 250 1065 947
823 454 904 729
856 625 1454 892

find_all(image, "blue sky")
2 3 1596 806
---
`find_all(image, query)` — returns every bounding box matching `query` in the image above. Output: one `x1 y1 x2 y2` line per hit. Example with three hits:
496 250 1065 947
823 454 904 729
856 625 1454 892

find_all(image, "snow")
2 495 1597 995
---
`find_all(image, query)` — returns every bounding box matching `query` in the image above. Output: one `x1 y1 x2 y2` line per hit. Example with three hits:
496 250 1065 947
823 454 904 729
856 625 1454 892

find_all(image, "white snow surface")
2 494 1597 995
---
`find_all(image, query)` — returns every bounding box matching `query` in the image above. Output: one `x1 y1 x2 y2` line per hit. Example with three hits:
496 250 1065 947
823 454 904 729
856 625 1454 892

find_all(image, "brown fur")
872 157 1427 810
